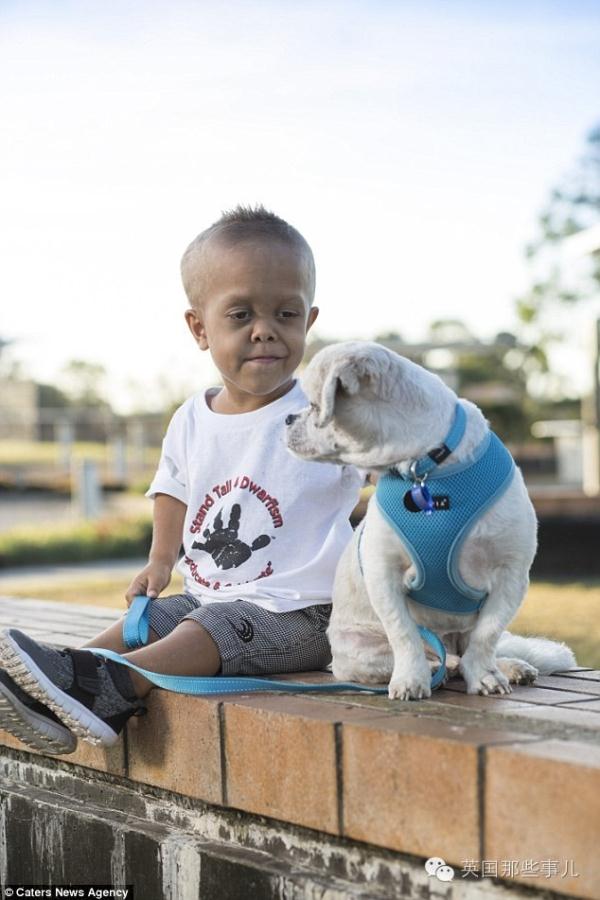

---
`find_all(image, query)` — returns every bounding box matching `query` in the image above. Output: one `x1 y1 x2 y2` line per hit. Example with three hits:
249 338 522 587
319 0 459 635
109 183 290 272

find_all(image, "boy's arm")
125 493 187 605
149 492 187 568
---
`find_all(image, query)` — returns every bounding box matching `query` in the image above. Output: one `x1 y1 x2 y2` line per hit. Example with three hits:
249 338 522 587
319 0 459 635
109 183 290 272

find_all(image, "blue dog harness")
361 403 515 615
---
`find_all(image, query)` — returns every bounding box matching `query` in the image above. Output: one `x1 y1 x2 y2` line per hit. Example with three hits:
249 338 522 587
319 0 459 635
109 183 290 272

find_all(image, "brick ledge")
1 597 598 899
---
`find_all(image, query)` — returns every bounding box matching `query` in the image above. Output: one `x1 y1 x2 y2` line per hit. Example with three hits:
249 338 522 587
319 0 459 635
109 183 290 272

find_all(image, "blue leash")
87 594 447 695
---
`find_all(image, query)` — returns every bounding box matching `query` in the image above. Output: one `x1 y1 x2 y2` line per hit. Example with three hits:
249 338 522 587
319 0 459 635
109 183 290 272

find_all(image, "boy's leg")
79 589 205 656
0 598 329 750
0 618 221 730
79 619 162 655
0 597 220 751
109 620 221 699
80 614 221 698
0 616 163 756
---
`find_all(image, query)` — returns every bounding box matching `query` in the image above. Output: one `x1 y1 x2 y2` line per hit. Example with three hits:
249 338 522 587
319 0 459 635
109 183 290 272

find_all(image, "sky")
1 0 600 413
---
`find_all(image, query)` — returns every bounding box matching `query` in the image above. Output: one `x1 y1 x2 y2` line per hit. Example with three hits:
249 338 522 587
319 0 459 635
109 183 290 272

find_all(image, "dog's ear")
316 354 380 427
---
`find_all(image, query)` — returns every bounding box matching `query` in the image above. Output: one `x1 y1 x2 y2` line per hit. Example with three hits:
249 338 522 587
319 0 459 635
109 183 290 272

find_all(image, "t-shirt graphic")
192 502 270 570
183 471 285 592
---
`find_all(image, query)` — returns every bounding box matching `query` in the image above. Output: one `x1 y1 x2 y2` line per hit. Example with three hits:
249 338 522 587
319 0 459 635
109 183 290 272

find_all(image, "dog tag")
410 482 434 515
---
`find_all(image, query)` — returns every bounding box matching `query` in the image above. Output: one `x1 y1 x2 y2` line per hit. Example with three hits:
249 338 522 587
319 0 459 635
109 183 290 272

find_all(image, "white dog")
286 341 576 699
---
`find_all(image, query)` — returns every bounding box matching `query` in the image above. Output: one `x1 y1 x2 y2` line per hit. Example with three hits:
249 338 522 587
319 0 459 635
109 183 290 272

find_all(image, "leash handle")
123 594 151 649
107 595 446 694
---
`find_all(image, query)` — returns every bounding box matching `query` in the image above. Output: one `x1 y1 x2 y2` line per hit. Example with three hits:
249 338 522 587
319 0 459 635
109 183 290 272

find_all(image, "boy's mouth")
246 355 283 364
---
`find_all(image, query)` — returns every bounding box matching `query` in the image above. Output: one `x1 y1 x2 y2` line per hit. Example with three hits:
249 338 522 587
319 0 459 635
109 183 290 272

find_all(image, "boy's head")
181 205 316 307
181 205 319 411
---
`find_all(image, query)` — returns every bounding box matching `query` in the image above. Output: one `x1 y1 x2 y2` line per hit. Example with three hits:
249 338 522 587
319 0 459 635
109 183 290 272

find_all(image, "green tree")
516 123 600 387
427 320 477 346
59 360 110 408
37 383 70 409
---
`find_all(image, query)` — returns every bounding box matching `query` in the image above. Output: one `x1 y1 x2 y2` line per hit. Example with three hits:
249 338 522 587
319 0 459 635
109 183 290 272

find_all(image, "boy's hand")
125 561 172 607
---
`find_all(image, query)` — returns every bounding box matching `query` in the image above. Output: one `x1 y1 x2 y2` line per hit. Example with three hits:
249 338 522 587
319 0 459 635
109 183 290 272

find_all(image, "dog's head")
286 340 457 471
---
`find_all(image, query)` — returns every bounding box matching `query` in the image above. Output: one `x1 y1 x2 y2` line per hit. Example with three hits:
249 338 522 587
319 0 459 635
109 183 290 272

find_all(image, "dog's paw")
464 667 512 696
388 678 432 700
460 654 512 695
388 664 432 700
496 657 538 685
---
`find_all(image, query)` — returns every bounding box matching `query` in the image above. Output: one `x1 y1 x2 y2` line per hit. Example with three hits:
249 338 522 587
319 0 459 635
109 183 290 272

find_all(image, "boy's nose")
251 318 277 340
285 414 298 426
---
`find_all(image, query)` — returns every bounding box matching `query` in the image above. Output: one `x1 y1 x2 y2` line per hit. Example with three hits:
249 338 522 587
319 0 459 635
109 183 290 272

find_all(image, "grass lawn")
510 579 600 669
0 572 598 668
0 439 108 464
0 439 161 466
0 570 184 609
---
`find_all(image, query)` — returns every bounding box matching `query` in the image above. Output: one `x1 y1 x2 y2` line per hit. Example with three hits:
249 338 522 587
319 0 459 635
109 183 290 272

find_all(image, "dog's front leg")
459 568 529 695
361 507 432 700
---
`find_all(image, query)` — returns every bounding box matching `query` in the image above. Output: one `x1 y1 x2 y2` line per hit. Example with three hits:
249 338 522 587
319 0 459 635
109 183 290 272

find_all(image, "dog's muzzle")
285 413 299 426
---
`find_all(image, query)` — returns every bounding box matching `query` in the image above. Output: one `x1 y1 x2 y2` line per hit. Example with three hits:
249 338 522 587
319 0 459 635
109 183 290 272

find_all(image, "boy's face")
185 236 319 411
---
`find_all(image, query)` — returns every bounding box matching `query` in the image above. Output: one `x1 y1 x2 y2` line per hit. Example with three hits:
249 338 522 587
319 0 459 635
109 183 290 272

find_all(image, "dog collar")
404 402 467 482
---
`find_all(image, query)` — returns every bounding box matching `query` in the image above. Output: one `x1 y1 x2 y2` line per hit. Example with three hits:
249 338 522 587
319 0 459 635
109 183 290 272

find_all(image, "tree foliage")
516 123 600 387
58 359 110 408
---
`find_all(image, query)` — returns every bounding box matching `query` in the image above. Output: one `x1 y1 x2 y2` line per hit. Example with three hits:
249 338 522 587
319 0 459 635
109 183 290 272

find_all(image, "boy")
0 206 365 754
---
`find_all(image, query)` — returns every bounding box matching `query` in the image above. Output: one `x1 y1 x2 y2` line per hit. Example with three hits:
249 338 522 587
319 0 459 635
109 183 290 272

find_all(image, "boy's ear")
306 306 319 332
185 308 209 351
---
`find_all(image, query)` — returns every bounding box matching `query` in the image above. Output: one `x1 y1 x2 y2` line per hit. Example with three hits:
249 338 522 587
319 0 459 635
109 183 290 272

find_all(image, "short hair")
181 204 316 307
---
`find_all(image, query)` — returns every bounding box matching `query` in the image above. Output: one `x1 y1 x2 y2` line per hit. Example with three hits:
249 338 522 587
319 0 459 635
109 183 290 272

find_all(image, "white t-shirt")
146 379 366 613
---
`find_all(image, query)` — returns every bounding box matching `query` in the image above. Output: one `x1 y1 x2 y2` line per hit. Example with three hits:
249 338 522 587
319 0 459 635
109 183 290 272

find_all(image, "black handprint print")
191 503 271 569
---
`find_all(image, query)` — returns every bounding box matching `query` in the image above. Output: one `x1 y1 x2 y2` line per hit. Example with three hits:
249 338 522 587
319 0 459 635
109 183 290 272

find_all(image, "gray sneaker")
0 629 147 748
0 667 77 755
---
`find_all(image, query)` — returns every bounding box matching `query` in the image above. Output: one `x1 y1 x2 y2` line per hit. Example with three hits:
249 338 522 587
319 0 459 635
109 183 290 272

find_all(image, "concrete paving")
0 595 120 645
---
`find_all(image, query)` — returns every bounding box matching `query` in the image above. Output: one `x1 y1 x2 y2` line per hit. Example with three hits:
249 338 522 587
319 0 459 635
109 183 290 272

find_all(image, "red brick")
127 690 222 803
342 715 538 862
222 693 388 834
485 740 600 899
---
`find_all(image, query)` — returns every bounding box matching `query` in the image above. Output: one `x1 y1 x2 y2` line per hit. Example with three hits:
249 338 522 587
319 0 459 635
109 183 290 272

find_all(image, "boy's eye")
227 309 300 321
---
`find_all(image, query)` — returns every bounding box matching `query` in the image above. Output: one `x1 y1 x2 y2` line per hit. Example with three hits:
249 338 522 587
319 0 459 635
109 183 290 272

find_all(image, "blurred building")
0 376 165 446
0 378 37 440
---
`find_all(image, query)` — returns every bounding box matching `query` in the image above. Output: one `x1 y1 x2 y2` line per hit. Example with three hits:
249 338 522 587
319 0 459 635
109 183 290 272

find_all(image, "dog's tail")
496 631 577 674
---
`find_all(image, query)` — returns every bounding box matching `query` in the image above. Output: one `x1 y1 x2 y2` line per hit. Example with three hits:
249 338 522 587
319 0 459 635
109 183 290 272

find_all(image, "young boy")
0 206 365 754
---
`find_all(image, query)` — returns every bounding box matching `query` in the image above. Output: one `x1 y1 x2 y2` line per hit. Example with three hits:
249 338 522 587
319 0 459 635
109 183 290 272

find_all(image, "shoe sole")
0 676 77 755
0 632 119 747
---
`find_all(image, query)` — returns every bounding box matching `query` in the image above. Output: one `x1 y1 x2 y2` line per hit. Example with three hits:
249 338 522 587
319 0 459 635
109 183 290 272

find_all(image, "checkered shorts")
124 594 333 676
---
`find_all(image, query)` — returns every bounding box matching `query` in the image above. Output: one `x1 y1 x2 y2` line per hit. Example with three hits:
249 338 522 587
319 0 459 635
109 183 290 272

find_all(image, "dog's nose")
285 413 299 426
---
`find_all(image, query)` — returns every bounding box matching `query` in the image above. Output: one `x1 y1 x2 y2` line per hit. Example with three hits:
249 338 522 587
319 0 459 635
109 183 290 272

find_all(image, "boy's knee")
119 624 162 654
174 618 222 673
